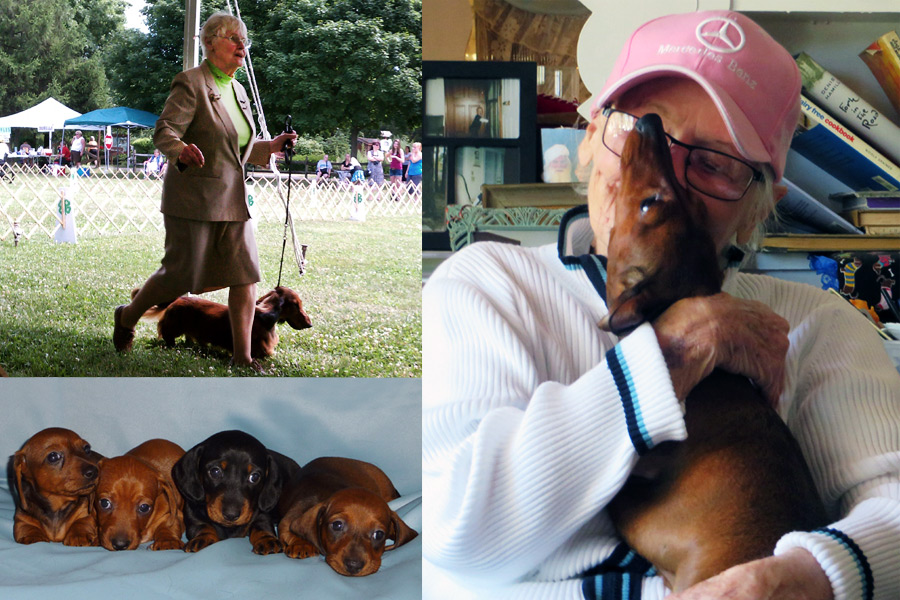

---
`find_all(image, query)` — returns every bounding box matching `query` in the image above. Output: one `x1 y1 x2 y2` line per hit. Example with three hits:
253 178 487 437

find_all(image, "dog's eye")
137 503 152 514
248 472 261 484
99 498 112 510
208 466 223 479
640 195 660 214
372 530 385 542
330 520 344 532
83 444 91 454
46 452 62 464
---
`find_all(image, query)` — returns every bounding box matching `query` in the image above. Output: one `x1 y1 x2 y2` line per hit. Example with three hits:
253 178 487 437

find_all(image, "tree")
103 0 210 114
255 0 421 155
0 0 121 115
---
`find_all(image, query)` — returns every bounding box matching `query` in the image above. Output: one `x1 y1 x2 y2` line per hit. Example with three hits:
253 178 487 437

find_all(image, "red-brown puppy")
278 457 418 576
139 286 312 358
95 439 185 551
10 427 102 546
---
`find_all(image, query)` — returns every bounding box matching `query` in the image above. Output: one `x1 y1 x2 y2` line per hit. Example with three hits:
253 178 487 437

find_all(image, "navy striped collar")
557 205 609 302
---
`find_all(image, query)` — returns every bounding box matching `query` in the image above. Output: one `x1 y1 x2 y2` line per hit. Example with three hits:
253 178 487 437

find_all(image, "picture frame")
422 61 537 251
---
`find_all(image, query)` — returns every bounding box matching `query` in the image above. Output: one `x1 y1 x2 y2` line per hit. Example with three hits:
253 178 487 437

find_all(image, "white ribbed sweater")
423 218 900 600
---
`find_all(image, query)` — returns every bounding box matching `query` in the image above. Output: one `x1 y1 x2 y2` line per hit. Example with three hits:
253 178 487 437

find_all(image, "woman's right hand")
652 292 790 406
178 143 205 168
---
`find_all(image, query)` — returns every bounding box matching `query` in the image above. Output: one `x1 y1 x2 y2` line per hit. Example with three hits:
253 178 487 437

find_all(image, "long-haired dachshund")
9 427 103 546
172 430 299 554
139 286 312 358
601 113 827 591
95 439 185 551
278 457 418 576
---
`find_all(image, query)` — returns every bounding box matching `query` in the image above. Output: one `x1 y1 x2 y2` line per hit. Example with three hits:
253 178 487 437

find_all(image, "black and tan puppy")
172 430 299 554
139 286 312 358
9 427 103 546
278 457 418 576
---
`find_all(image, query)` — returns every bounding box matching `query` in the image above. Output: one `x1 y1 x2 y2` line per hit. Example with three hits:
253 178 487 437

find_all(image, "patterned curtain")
473 0 589 102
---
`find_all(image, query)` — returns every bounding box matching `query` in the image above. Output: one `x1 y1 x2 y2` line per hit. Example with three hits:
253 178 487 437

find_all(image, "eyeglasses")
216 34 251 48
600 107 763 202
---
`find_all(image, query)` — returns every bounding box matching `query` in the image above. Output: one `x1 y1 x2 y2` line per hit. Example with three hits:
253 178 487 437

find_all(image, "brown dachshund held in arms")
172 430 299 554
278 457 418 576
9 428 103 546
95 439 185 551
139 286 312 358
600 113 827 592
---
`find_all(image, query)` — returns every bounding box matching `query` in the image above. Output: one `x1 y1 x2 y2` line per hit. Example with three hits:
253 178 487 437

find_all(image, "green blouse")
206 60 251 150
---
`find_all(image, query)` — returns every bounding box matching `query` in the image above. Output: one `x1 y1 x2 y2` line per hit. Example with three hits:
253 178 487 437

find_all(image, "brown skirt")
149 215 260 294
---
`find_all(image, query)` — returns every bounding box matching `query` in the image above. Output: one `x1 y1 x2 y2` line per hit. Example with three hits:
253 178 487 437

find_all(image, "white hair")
199 12 247 59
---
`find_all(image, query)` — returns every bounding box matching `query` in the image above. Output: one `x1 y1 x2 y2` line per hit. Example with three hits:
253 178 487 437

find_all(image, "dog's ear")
258 452 284 513
172 445 205 502
9 452 30 512
150 474 183 535
385 511 418 551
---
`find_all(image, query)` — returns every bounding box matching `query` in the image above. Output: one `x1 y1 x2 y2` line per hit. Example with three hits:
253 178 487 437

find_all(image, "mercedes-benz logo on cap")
695 17 745 53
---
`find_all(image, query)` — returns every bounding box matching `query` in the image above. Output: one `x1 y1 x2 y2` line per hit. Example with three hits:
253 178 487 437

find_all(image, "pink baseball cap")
590 11 800 181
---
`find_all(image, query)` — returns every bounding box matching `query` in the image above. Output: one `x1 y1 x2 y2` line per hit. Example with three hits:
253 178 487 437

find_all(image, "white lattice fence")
0 163 421 241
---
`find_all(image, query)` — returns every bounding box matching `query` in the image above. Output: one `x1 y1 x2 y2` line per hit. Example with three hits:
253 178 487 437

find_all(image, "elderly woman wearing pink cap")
424 10 900 600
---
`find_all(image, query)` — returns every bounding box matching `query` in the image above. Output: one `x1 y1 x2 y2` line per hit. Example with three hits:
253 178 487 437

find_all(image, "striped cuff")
605 323 686 456
775 528 873 600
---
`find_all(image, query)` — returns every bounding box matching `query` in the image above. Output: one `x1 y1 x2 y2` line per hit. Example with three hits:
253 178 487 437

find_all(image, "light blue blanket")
0 378 422 600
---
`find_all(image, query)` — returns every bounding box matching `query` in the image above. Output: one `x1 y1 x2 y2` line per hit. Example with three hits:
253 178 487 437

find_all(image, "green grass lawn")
0 216 421 377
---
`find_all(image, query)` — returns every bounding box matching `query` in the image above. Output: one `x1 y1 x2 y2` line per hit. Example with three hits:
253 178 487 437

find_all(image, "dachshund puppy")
172 430 299 554
139 286 312 358
601 114 826 591
95 439 185 551
278 457 418 576
9 427 102 546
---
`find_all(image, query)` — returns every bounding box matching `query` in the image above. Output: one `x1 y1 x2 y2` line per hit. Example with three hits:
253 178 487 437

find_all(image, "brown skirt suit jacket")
151 61 270 292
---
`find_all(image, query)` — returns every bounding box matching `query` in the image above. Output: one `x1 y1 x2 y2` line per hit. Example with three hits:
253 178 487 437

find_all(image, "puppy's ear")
151 474 183 535
385 511 418 551
172 445 205 502
9 452 30 512
258 452 284 513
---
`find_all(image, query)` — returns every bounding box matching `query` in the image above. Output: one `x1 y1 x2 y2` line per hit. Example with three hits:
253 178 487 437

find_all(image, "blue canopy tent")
64 107 160 169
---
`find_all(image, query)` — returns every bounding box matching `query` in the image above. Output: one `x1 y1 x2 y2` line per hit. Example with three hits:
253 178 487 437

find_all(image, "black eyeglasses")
601 107 763 202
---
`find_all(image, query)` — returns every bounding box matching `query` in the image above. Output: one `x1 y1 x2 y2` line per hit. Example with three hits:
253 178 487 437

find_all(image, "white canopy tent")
0 97 88 153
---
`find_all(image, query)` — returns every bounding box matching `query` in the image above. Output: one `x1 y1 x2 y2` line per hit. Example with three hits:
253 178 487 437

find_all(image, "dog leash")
277 115 299 288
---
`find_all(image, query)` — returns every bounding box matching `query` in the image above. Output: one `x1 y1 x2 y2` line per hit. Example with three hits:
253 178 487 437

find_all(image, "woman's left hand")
667 549 833 600
270 132 297 154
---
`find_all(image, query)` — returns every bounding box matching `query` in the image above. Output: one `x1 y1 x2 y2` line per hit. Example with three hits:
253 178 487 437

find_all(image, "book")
844 209 900 228
763 234 900 252
795 52 900 165
830 191 900 211
861 225 900 236
859 31 900 116
792 95 900 195
774 177 861 235
784 149 853 209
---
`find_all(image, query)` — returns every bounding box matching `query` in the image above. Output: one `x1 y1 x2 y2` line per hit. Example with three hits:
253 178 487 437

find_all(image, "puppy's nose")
222 507 242 522
82 464 98 480
111 537 131 551
344 558 365 574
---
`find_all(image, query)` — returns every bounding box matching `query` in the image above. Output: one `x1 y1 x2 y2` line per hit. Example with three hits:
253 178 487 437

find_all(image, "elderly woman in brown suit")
113 12 296 369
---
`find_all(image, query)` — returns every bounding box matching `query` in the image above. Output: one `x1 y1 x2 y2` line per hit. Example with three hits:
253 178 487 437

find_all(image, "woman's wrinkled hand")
178 143 205 168
271 132 298 155
667 549 833 600
652 292 789 406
